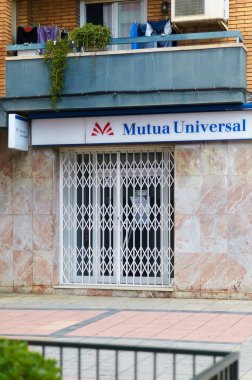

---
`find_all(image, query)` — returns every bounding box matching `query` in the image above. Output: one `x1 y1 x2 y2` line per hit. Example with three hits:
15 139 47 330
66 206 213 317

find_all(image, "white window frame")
12 0 17 43
79 0 147 35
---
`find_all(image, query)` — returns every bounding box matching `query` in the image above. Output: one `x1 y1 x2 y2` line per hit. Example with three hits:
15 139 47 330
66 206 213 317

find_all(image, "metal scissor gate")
61 148 174 287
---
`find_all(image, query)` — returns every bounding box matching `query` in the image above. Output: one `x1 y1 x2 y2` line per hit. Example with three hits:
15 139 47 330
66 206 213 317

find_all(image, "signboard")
32 118 85 145
130 190 150 225
32 110 252 146
8 114 29 151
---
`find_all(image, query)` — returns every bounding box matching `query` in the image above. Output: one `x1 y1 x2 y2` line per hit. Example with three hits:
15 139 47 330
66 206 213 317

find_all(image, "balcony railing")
4 30 247 115
26 339 239 380
6 30 244 52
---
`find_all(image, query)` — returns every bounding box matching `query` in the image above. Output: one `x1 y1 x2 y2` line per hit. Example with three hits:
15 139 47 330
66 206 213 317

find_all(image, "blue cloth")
130 22 139 49
130 20 173 50
137 23 156 48
148 20 167 34
149 20 172 47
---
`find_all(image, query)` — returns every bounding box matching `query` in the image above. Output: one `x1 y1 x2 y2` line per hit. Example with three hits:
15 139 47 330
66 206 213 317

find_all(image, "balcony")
4 31 246 116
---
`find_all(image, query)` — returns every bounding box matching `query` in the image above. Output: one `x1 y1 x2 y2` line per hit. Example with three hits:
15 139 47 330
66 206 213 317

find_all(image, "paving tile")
0 309 106 336
0 294 252 379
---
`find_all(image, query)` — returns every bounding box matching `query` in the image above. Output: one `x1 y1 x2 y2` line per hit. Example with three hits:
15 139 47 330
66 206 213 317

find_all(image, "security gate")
61 148 174 287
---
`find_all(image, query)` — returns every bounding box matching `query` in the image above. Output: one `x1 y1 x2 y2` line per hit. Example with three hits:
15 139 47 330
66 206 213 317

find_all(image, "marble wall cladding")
201 142 228 176
175 144 201 176
33 178 53 215
0 179 12 214
175 214 201 253
228 142 252 177
227 213 252 255
200 253 229 291
13 150 32 179
0 249 13 287
32 149 54 179
200 214 227 254
200 175 228 215
33 215 54 251
13 179 32 214
228 253 252 293
175 141 252 295
13 215 33 251
0 131 59 290
175 175 202 215
13 250 33 287
227 175 252 215
0 215 12 249
0 155 13 179
175 252 201 291
33 251 54 286
2 131 252 296
0 130 14 179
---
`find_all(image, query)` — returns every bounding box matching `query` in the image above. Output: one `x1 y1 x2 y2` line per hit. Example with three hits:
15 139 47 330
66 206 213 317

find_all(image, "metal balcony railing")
6 30 244 53
26 339 239 380
4 29 246 112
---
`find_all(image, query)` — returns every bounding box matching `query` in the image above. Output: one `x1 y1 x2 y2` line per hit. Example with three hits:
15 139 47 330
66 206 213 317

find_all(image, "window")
80 0 146 48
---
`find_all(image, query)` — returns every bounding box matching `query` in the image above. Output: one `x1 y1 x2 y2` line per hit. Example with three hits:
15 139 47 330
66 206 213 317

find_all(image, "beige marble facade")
175 141 252 298
0 129 59 293
1 125 252 298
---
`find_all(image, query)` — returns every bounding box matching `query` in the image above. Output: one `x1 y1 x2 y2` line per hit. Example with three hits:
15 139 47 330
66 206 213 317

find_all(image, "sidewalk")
0 293 252 379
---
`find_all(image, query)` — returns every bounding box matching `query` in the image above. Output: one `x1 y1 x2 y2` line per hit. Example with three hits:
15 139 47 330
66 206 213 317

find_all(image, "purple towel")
37 26 59 43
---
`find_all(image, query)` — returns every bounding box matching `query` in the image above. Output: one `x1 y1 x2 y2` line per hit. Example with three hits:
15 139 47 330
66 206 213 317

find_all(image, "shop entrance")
61 148 174 287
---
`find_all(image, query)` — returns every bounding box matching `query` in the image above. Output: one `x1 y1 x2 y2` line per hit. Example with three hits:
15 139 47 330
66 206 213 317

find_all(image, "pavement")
0 293 252 379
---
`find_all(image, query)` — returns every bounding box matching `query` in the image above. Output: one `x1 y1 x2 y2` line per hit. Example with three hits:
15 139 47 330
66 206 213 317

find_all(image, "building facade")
0 0 252 298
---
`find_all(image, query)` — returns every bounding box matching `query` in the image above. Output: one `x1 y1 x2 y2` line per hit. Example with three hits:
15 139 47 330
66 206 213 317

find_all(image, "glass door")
75 152 117 284
61 148 174 287
119 151 173 286
80 0 147 49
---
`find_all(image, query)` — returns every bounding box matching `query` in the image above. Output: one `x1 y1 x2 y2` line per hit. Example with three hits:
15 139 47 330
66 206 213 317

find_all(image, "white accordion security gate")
61 148 174 287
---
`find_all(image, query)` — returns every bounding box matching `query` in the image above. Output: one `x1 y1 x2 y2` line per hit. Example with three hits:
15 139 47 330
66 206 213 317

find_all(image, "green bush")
0 339 62 380
70 23 112 50
44 37 70 110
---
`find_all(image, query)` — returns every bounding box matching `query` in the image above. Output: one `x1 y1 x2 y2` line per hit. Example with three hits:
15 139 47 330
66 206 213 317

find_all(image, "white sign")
130 190 150 225
32 110 252 146
32 118 85 145
8 114 29 151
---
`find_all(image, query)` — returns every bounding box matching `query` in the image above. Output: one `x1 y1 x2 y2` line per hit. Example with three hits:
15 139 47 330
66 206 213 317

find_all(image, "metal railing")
26 339 239 380
6 30 244 53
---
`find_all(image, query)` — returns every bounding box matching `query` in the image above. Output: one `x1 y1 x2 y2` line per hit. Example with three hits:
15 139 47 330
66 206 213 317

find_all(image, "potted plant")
70 23 112 52
43 23 111 110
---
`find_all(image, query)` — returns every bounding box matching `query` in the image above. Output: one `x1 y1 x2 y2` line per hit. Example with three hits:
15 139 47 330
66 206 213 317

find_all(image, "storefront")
26 109 252 293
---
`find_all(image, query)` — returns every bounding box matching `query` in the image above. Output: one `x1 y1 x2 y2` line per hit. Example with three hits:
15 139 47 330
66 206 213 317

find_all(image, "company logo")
123 119 246 136
91 122 114 136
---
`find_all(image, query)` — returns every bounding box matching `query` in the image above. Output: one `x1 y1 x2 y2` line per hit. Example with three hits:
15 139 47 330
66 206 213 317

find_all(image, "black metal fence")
26 339 239 380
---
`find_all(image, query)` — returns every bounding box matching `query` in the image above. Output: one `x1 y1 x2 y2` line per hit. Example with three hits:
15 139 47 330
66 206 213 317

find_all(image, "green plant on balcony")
43 24 111 109
0 338 62 380
44 37 70 110
70 23 111 51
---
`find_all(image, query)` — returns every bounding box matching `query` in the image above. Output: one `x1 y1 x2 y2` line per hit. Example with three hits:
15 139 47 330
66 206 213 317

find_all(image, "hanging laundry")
37 26 60 43
16 26 38 44
137 23 157 49
130 21 139 49
60 30 69 40
130 19 173 50
155 19 173 47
